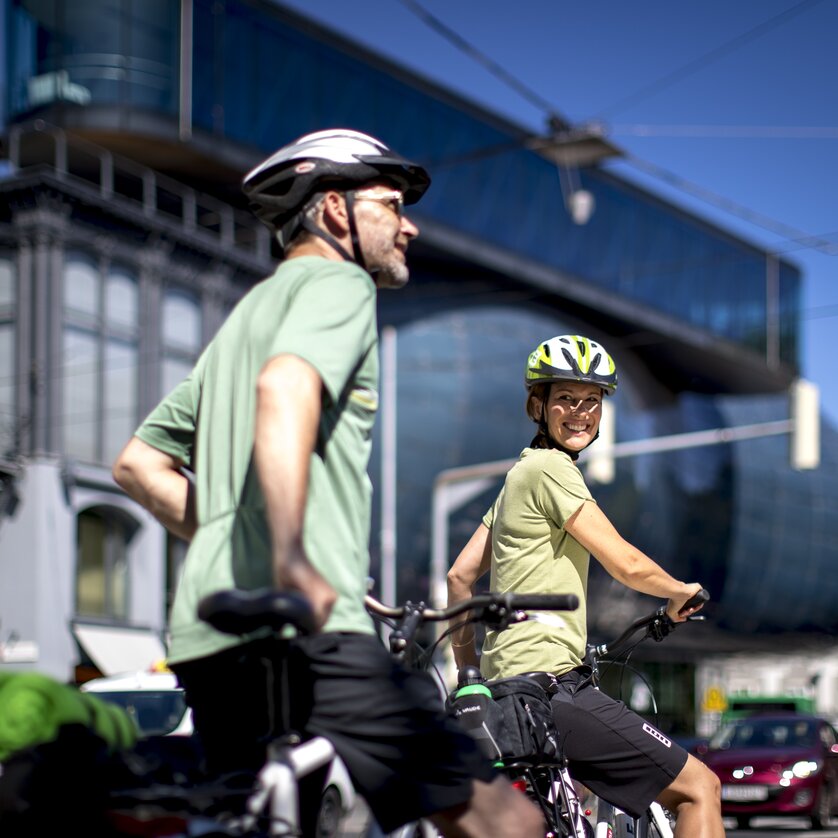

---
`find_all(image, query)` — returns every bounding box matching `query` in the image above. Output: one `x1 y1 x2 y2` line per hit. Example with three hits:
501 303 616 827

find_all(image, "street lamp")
526 118 623 226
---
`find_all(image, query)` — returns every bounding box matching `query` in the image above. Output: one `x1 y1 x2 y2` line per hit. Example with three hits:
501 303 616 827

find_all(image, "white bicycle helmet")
525 334 618 394
242 129 430 266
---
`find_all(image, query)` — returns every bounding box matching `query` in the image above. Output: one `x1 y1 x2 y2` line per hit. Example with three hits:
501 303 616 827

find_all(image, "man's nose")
401 215 419 238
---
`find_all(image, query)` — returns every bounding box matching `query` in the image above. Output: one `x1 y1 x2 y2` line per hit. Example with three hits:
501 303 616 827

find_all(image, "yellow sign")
702 686 727 713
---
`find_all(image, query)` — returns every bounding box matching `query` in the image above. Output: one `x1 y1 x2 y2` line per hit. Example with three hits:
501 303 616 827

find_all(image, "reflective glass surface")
187 0 799 363
8 0 179 115
6 0 800 361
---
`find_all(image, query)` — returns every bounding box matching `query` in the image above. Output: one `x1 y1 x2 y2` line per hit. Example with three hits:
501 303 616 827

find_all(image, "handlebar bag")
486 676 558 764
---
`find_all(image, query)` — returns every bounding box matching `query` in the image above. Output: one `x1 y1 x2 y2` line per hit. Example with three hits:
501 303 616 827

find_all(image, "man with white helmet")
113 129 544 837
448 334 724 837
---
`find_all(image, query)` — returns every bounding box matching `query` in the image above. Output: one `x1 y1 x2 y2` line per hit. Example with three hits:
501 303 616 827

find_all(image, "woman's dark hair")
525 383 552 449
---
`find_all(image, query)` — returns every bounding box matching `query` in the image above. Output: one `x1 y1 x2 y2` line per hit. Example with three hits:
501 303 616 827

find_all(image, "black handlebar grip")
678 588 710 616
505 593 579 612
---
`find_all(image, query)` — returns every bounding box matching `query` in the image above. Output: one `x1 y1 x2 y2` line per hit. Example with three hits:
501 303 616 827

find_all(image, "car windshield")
94 690 187 736
709 718 818 750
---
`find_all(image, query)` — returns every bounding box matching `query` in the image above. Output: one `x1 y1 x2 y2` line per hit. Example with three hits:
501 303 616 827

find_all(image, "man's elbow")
112 439 143 494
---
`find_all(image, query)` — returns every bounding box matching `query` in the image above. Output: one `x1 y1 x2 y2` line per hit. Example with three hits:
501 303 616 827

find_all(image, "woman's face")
543 381 604 452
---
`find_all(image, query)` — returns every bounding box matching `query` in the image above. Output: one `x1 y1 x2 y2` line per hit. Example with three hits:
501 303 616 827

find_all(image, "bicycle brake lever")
481 604 528 631
649 613 674 642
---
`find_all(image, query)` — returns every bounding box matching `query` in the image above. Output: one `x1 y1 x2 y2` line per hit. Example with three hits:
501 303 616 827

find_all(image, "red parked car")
699 713 838 830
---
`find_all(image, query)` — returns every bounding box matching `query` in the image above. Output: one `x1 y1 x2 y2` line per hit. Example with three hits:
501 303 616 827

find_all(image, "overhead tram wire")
393 0 836 258
585 0 830 122
618 152 838 256
392 0 569 127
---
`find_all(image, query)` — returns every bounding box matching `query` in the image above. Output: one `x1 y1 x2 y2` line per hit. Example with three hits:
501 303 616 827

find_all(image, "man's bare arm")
253 354 337 628
112 438 197 541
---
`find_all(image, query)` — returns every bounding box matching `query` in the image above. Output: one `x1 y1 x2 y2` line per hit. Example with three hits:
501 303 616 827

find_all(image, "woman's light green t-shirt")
480 447 594 680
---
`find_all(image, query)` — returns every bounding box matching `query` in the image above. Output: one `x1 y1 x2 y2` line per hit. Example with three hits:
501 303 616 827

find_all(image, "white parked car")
82 669 356 836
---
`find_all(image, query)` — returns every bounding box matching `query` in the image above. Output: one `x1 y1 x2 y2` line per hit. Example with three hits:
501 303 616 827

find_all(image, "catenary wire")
586 0 829 121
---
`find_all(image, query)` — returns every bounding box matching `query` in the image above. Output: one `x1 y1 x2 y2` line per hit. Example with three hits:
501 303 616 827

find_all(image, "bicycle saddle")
197 589 316 637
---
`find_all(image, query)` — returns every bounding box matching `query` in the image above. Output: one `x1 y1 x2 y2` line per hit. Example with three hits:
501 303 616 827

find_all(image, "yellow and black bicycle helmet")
525 334 618 394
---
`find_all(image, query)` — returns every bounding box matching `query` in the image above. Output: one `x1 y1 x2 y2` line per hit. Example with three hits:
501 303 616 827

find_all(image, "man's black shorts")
173 633 496 833
547 666 688 818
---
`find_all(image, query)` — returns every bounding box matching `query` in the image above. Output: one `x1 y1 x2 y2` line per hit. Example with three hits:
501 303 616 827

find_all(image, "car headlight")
780 760 822 782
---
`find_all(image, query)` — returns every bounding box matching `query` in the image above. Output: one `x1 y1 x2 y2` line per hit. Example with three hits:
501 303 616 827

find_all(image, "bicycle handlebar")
366 591 579 659
364 591 579 622
589 588 710 660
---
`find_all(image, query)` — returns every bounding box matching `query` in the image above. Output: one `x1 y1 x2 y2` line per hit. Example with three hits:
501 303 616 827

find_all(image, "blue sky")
276 0 838 426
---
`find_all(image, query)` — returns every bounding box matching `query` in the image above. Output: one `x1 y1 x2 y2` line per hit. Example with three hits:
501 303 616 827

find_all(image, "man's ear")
321 191 349 234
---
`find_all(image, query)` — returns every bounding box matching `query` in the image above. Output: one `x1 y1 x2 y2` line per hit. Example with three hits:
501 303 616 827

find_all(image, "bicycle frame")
237 735 338 837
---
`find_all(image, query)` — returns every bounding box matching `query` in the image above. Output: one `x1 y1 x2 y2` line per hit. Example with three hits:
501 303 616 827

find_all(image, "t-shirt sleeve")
134 371 200 467
268 263 377 405
536 454 594 528
482 495 499 529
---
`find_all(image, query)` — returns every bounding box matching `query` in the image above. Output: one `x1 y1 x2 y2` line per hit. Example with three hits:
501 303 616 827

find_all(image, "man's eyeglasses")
353 189 405 218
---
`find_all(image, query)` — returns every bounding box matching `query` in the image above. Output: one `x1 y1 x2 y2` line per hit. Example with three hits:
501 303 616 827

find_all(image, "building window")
62 252 139 464
161 288 202 396
76 506 135 620
0 256 15 457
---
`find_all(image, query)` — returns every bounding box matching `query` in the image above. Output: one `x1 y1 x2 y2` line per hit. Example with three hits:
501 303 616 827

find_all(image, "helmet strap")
300 216 355 264
344 192 365 270
345 192 380 282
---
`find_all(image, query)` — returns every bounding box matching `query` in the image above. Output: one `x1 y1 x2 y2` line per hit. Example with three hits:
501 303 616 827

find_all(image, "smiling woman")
447 332 724 836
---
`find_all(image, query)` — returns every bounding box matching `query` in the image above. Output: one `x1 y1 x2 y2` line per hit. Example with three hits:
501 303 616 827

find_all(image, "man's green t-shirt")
480 447 594 680
135 256 379 664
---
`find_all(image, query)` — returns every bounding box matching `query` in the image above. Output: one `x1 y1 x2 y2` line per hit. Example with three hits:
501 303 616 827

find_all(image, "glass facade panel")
76 507 130 620
63 327 99 462
161 357 193 400
104 338 137 465
162 289 200 352
105 266 139 330
77 510 106 616
0 258 14 307
62 252 139 464
161 288 201 398
8 0 179 116
184 0 800 365
64 251 99 323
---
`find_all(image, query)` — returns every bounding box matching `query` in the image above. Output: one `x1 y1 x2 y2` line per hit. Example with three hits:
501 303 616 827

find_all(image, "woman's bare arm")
565 500 704 621
447 523 492 668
